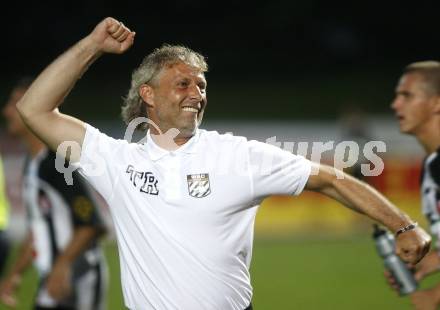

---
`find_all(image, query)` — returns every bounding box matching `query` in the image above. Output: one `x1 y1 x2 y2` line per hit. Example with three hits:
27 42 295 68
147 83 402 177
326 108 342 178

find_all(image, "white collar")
144 129 201 161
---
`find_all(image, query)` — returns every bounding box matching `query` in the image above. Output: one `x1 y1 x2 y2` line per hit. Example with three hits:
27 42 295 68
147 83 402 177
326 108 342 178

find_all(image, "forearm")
55 226 102 265
13 18 134 155
426 283 440 309
15 36 101 153
308 164 412 231
7 233 33 278
424 251 440 275
16 36 101 120
330 175 411 231
427 282 440 305
416 251 440 280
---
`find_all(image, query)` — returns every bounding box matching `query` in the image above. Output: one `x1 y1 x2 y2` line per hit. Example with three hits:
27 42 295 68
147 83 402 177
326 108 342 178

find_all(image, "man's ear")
139 84 154 108
434 96 440 114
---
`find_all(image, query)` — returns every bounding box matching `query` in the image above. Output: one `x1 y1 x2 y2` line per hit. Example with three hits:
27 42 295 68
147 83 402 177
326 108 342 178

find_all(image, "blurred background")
1 1 439 309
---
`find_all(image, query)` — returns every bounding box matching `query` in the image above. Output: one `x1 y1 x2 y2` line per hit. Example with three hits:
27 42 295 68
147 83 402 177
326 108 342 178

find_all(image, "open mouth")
182 107 199 113
182 101 203 114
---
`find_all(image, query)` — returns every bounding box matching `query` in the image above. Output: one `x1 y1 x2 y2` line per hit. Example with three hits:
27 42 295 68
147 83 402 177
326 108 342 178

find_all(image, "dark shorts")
0 230 10 276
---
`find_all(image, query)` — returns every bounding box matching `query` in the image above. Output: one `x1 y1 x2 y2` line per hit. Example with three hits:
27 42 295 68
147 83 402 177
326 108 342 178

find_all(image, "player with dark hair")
0 78 108 310
389 61 440 310
14 18 431 309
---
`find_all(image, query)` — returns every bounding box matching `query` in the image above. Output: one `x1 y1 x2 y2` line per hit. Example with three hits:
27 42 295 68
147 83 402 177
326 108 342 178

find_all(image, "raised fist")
88 17 135 54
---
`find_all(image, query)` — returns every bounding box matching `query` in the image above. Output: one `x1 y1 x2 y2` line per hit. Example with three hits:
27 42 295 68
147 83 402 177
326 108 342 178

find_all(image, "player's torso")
421 150 440 235
23 150 75 274
23 150 102 276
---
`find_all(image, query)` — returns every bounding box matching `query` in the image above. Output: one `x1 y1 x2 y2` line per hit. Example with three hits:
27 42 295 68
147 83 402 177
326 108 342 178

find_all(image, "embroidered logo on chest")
126 165 159 195
187 173 211 198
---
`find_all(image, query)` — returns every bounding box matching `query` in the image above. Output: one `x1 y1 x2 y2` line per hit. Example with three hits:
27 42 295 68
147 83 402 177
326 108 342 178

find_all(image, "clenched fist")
395 226 431 264
87 17 135 54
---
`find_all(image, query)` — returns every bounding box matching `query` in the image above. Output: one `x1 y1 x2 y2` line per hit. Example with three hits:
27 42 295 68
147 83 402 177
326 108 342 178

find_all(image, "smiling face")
140 62 207 140
391 72 438 135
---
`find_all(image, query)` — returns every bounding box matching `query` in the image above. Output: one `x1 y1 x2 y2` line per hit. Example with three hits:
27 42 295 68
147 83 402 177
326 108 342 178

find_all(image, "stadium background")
1 1 439 309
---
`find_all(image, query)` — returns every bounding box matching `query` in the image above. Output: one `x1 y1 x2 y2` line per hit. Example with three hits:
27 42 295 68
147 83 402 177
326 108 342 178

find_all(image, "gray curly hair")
121 44 208 129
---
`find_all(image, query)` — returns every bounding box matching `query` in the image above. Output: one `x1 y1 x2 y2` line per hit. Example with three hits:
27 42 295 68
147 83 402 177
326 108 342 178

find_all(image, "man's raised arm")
16 17 135 161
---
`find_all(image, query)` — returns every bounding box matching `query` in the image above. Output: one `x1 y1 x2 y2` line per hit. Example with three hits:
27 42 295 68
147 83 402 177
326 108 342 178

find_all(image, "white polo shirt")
77 124 311 310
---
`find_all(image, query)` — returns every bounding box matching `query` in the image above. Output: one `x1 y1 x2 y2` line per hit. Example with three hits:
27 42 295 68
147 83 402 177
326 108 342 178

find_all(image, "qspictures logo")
54 117 388 185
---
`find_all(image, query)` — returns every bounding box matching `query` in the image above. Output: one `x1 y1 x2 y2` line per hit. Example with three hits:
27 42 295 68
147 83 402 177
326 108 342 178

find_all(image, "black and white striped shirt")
421 148 440 237
23 148 107 309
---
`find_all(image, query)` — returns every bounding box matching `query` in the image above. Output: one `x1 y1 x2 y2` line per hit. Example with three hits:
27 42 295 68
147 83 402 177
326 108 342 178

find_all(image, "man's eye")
178 82 188 87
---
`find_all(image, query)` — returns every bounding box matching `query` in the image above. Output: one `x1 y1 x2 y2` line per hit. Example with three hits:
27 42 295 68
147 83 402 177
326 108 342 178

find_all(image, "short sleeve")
75 124 126 201
248 140 311 200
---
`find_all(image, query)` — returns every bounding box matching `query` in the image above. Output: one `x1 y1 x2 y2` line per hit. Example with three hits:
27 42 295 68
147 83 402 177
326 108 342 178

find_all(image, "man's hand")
413 251 440 281
46 260 72 301
411 287 440 310
87 17 135 55
0 274 21 308
384 250 440 296
384 269 402 294
395 227 431 264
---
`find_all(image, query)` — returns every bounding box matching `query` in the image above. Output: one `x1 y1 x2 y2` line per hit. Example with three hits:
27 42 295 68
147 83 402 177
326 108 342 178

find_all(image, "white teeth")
182 107 198 113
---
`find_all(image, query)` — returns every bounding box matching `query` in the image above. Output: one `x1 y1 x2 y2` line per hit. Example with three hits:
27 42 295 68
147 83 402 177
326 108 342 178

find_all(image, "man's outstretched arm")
16 17 135 161
305 163 431 264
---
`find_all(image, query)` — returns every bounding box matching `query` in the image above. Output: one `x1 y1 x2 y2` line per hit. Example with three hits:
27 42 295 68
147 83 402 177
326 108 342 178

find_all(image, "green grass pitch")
2 236 438 309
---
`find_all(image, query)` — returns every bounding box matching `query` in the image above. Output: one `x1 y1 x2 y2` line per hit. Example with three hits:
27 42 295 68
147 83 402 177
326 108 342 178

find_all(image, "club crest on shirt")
187 173 211 198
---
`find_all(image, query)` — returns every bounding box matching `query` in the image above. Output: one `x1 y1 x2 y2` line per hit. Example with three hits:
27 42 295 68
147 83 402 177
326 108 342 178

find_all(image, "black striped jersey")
23 148 105 279
421 148 440 236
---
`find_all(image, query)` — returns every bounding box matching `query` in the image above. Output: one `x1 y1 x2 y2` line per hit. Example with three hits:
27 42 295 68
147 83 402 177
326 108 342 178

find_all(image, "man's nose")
188 84 202 100
390 98 399 111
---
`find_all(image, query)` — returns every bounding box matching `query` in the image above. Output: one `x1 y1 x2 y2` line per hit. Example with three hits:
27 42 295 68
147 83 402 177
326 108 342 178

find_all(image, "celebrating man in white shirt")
15 17 431 310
